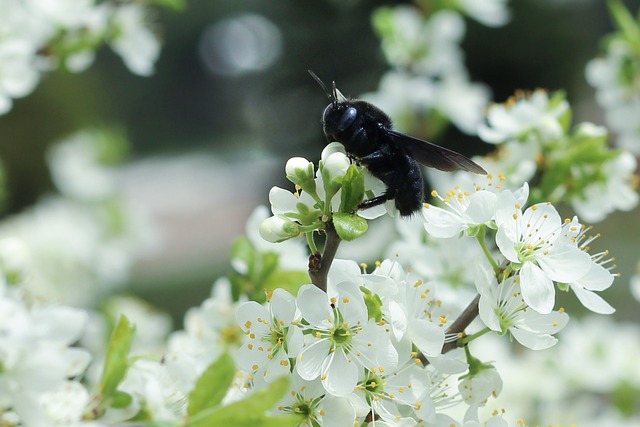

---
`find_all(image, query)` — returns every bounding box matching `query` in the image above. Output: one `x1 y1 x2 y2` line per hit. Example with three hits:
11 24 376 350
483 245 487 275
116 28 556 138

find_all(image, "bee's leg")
358 191 395 210
357 151 385 167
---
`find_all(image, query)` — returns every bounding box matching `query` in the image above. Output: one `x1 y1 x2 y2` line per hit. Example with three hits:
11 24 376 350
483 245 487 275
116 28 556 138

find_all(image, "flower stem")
308 221 341 292
306 232 318 254
459 327 491 344
476 226 500 274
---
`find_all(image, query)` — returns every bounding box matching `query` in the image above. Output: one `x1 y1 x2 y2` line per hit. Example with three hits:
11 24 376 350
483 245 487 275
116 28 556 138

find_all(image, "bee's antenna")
308 70 336 106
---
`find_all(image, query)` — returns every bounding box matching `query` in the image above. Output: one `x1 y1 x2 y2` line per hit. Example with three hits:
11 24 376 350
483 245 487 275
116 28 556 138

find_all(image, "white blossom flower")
474 260 569 350
478 90 569 144
458 366 502 406
296 282 398 396
560 217 616 315
275 374 356 427
0 38 39 114
109 3 160 76
363 260 445 357
423 187 498 239
236 288 303 382
116 359 187 422
166 277 245 391
456 0 511 27
571 151 638 223
0 289 91 427
495 196 592 313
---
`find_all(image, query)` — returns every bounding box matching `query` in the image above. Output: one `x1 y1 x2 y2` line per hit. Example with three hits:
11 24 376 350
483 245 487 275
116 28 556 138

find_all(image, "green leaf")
186 376 295 427
609 0 640 43
339 165 365 213
98 315 135 399
188 353 236 416
263 270 310 296
332 212 368 241
148 0 186 11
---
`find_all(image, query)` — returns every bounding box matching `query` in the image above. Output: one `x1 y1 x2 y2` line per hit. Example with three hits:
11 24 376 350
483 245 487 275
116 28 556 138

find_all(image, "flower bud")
259 215 301 243
285 157 316 194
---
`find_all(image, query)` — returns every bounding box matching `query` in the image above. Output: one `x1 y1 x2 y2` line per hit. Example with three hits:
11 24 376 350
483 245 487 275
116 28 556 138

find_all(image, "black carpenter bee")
309 70 487 217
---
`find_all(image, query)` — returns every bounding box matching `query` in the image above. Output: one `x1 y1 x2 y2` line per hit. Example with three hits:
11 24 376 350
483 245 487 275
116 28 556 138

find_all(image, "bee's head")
308 70 357 142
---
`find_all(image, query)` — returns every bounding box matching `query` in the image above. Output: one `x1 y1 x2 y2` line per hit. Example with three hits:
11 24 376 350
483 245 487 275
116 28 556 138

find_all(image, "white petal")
387 300 407 341
522 203 561 244
510 327 557 350
478 293 501 332
570 285 615 314
336 281 368 326
423 205 465 238
495 227 519 263
537 243 592 283
235 301 269 334
408 319 445 357
519 262 555 314
465 191 497 224
270 288 297 325
572 262 614 292
322 348 358 396
517 309 569 334
297 338 331 380
297 284 331 326
318 394 356 427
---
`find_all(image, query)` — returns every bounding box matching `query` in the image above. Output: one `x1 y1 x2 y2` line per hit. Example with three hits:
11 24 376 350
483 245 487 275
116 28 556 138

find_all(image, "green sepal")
188 353 236 416
332 213 368 241
98 315 135 400
110 390 133 408
360 286 383 322
185 376 296 427
339 165 365 213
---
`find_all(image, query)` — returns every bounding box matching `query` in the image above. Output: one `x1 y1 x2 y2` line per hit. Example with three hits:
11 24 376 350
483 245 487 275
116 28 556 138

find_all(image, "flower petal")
510 327 558 350
322 348 358 396
270 288 297 325
297 284 331 326
570 285 615 314
537 243 592 283
408 318 445 357
519 262 555 314
296 338 331 380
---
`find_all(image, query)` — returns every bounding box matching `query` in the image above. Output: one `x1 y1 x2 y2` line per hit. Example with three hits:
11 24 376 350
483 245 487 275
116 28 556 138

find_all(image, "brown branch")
308 221 341 292
442 293 480 354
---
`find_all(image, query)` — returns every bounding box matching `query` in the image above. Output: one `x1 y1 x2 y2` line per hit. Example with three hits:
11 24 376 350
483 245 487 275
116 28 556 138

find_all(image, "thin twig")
308 221 341 292
442 293 480 354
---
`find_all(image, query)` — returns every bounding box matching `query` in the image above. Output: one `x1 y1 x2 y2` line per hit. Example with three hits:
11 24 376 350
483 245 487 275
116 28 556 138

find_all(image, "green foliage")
148 0 187 11
609 0 640 52
229 236 309 302
339 165 365 214
185 376 297 427
96 315 135 411
188 353 236 416
333 212 368 241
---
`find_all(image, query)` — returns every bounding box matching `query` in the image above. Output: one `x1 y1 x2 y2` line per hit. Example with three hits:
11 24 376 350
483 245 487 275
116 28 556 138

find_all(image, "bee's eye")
338 107 357 132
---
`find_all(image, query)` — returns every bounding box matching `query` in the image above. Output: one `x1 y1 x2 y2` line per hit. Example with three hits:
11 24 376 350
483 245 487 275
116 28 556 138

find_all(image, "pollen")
248 344 253 350
431 190 438 197
360 262 368 269
280 359 289 366
343 296 350 303
321 374 327 380
375 260 381 267
252 364 259 370
330 297 337 304
513 213 518 219
515 203 521 209
552 321 558 327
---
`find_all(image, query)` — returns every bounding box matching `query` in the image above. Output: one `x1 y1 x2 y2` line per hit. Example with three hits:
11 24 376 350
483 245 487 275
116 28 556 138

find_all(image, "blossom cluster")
586 0 640 154
427 89 638 223
0 0 172 115
362 2 508 139
235 260 507 427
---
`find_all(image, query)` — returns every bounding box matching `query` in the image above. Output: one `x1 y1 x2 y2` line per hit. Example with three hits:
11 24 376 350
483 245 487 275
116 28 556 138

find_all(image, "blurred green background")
0 0 638 323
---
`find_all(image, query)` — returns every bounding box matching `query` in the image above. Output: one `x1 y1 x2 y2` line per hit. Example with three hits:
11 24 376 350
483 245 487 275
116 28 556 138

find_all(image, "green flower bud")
259 215 301 243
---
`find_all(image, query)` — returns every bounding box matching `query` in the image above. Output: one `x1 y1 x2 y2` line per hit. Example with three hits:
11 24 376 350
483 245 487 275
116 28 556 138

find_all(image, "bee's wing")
386 129 487 175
